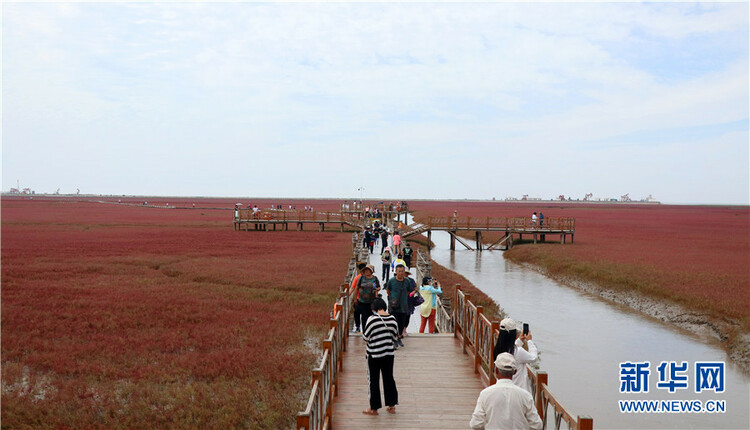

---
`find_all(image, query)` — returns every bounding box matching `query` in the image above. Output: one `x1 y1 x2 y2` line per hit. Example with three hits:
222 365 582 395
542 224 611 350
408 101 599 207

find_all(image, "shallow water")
425 228 750 429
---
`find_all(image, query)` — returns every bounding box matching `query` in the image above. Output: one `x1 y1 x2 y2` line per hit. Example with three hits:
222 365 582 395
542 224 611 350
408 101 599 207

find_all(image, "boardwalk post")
454 285 461 339
296 414 309 430
340 285 349 351
490 320 499 385
463 292 471 354
578 416 593 430
427 229 432 251
474 306 483 375
535 371 548 420
450 232 456 250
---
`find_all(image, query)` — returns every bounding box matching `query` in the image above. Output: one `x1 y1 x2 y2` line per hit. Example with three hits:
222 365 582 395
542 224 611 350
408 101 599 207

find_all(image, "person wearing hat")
470 353 543 429
355 264 381 333
350 262 368 333
493 318 539 394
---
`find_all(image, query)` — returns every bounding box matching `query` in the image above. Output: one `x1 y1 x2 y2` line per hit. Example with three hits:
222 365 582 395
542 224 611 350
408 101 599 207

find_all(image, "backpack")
357 276 379 304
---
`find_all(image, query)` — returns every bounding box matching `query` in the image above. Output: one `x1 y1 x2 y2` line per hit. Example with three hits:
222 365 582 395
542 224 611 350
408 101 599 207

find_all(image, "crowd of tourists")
353 224 542 428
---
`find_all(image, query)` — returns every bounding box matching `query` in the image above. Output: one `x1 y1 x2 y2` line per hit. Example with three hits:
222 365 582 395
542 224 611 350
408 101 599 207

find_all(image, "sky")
2 1 748 204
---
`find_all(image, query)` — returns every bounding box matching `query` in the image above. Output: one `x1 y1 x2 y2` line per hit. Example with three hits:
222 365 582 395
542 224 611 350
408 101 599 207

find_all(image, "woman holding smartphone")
492 318 538 394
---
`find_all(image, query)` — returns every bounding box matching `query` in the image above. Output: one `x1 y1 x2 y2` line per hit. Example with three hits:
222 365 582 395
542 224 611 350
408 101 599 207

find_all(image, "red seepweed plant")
2 197 352 428
409 200 750 330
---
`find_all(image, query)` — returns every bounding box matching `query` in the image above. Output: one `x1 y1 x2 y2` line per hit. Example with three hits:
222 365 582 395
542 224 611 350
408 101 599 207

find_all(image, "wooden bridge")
402 216 576 250
233 207 576 253
297 244 593 430
232 205 409 232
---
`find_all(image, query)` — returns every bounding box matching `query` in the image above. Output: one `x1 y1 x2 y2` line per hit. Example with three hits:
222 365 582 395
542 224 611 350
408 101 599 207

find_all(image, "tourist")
419 277 443 333
363 228 372 251
381 248 392 280
402 242 413 268
493 318 538 394
391 253 406 272
403 270 418 337
355 265 381 333
350 262 368 333
531 212 538 228
539 212 544 227
368 234 376 254
392 231 402 254
362 298 399 416
385 265 410 348
380 229 390 251
469 353 543 430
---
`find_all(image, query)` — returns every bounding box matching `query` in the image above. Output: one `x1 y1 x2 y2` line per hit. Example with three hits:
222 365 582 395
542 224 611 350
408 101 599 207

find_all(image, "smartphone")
522 323 529 336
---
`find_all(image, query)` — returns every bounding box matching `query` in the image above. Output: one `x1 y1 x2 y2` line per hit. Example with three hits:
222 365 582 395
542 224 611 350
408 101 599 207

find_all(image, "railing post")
312 369 322 426
536 371 548 421
454 285 461 338
296 414 309 430
340 284 349 351
474 306 483 375
490 320 499 385
577 416 593 430
463 292 471 354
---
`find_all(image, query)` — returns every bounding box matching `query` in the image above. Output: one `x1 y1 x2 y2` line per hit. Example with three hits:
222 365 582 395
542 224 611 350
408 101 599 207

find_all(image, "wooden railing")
234 209 360 223
453 286 593 430
297 235 364 430
425 216 575 231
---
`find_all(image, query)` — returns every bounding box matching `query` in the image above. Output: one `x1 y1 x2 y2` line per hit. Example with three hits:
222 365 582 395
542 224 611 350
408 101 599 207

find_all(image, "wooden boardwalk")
332 334 484 429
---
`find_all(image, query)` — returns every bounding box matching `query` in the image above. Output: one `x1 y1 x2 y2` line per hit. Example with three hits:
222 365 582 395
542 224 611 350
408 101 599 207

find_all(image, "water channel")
418 227 749 429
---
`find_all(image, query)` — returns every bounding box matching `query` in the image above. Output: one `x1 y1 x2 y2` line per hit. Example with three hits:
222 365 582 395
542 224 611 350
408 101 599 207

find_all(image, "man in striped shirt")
361 298 399 416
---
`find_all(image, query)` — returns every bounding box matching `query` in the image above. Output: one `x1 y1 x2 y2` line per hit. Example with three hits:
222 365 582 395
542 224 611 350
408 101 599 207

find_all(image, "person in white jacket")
493 318 538 394
470 353 543 430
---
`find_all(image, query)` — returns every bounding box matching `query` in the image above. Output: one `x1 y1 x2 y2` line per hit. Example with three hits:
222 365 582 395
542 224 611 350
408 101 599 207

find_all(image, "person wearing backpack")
350 262 368 333
356 265 381 332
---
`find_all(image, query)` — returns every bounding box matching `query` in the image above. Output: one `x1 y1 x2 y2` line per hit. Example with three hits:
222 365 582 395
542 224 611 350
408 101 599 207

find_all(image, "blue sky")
2 2 748 204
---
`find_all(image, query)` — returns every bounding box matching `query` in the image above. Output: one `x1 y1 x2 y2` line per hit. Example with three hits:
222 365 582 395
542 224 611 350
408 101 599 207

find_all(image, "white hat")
500 317 517 331
495 352 517 372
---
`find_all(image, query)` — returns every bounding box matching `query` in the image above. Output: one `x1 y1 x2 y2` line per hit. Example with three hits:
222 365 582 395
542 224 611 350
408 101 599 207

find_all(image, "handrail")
296 234 364 429
453 286 593 429
425 216 575 231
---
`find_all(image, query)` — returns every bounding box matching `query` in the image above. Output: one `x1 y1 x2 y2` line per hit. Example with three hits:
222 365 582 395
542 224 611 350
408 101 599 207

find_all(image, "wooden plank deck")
332 333 484 429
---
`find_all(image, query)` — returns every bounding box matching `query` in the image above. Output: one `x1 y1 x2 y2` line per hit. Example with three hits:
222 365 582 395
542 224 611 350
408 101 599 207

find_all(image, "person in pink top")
392 232 402 254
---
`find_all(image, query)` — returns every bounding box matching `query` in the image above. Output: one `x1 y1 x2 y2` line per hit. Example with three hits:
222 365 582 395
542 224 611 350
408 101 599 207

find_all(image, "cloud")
2 2 748 203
